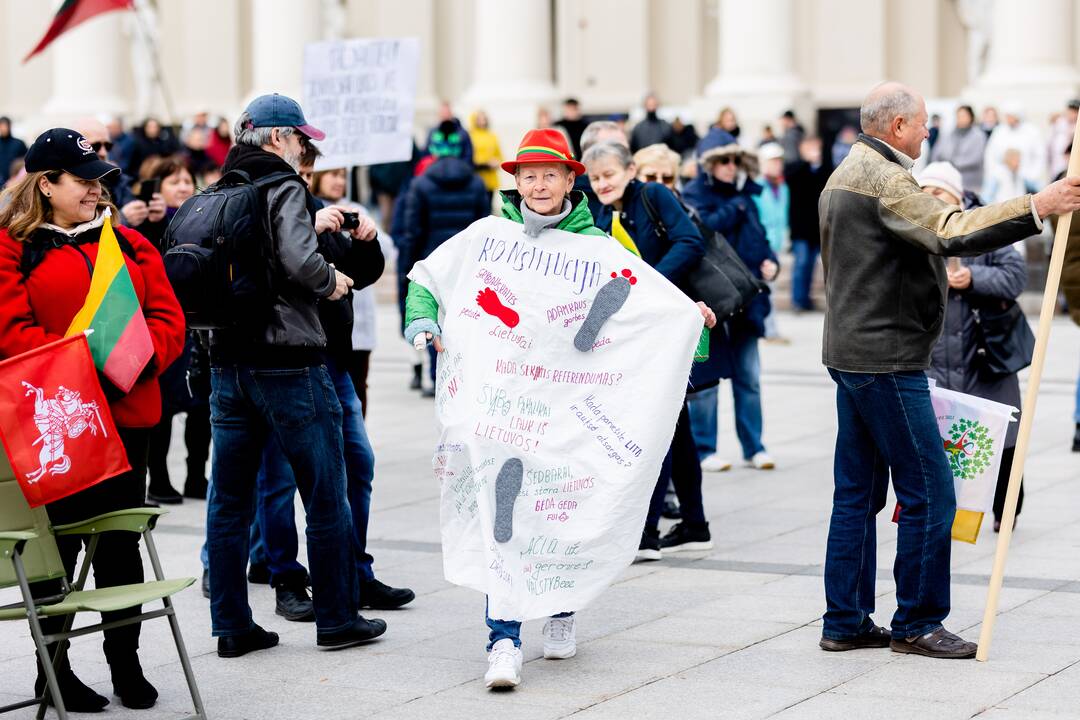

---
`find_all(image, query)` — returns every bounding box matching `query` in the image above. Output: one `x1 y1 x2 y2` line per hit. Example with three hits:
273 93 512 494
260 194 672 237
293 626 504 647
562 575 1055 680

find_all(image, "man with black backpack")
194 94 386 656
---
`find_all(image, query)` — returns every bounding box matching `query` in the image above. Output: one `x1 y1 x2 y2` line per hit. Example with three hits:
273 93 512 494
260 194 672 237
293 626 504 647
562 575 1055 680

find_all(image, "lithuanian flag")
23 0 134 64
65 211 153 393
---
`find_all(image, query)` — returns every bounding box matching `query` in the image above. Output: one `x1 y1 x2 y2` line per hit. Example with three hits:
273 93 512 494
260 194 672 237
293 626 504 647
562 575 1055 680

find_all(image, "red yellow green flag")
65 211 153 393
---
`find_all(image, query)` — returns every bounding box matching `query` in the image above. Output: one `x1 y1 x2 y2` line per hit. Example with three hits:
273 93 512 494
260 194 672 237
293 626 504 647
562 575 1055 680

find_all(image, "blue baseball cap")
244 93 325 141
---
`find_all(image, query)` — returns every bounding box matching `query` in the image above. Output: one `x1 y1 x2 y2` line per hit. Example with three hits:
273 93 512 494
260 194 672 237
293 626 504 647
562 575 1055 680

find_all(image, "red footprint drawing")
477 287 520 328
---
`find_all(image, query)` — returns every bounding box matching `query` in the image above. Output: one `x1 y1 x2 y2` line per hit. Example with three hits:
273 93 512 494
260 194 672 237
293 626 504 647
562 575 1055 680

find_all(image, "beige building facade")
1 0 1079 150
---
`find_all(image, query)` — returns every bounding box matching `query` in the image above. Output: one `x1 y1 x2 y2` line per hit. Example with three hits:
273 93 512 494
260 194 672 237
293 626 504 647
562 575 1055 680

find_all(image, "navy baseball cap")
24 128 120 181
244 93 325 141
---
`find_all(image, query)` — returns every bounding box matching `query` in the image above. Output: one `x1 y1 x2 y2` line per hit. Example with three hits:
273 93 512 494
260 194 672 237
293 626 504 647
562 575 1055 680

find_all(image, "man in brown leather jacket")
817 81 1080 660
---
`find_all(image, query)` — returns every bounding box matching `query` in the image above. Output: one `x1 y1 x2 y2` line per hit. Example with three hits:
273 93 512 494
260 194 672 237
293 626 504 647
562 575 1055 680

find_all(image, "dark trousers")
346 350 371 417
31 427 150 666
992 445 1024 521
646 401 706 531
147 405 211 493
207 365 357 636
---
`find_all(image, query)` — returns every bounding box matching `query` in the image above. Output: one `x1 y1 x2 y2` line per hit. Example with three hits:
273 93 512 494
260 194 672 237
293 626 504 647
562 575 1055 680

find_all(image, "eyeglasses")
641 172 675 183
91 141 114 152
714 155 739 166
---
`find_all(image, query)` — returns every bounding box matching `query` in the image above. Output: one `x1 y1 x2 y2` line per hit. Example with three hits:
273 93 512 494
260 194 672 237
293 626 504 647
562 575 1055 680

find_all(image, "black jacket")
211 145 337 367
401 157 489 272
0 135 27 185
785 159 830 245
311 197 386 361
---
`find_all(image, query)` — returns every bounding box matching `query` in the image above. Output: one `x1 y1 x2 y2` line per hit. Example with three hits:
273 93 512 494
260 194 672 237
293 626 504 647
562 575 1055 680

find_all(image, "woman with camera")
0 129 185 711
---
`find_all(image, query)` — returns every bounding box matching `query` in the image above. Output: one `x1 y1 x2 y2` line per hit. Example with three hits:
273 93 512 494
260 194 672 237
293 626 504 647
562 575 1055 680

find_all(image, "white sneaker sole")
661 540 714 553
485 673 521 689
701 462 733 472
635 548 662 562
543 644 577 660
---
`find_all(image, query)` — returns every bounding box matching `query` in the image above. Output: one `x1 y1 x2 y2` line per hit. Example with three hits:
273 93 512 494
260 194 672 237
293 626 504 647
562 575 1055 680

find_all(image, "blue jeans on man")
250 357 378 585
206 365 358 637
686 331 766 461
790 238 820 311
823 369 955 641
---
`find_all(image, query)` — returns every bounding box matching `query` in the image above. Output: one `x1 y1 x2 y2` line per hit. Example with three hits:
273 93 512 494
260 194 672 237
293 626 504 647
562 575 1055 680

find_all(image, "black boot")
110 656 158 710
359 578 415 610
34 651 109 713
410 363 422 390
1073 423 1080 452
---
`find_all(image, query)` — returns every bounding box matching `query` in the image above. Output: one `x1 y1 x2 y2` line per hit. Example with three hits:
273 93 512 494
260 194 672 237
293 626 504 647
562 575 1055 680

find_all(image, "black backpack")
639 185 767 320
162 169 295 330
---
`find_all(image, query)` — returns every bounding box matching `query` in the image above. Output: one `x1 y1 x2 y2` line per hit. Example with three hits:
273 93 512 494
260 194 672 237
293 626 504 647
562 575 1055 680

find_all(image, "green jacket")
403 190 709 358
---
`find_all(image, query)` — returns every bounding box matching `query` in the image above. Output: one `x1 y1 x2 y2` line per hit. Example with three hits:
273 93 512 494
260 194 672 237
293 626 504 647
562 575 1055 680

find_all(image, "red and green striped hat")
501 128 586 175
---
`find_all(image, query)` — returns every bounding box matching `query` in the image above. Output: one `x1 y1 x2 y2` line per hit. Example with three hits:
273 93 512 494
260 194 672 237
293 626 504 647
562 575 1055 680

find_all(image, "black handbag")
974 299 1035 378
639 185 767 319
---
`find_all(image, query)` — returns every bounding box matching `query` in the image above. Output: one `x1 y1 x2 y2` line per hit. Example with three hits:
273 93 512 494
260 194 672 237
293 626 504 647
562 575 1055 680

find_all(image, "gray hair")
233 111 295 148
582 141 634 170
581 121 626 154
860 83 921 135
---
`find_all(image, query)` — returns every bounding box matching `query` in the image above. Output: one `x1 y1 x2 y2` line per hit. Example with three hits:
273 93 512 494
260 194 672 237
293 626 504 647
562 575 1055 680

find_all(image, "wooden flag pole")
976 119 1080 662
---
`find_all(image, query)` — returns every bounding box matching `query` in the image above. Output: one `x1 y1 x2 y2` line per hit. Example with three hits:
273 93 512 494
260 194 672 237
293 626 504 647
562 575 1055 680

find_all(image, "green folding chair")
0 452 206 719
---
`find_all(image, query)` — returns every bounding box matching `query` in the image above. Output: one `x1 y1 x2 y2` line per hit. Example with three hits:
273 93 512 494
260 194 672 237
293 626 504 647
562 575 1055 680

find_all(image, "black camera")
341 211 360 231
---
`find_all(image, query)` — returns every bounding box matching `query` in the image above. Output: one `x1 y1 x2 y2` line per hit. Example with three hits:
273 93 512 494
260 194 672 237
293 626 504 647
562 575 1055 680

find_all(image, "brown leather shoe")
819 624 891 651
890 627 977 659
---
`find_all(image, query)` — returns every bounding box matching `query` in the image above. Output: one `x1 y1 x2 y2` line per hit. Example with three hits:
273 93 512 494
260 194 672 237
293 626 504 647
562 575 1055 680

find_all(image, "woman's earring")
45 193 51 198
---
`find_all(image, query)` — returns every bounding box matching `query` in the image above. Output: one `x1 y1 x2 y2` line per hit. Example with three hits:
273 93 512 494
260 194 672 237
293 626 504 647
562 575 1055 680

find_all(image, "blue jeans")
791 238 820 311
486 598 573 650
252 358 377 584
207 365 357 636
686 332 766 461
824 369 955 641
687 385 718 460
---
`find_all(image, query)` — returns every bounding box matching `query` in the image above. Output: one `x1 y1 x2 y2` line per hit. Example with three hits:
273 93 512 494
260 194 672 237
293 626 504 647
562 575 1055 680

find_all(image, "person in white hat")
752 142 790 345
916 160 1029 536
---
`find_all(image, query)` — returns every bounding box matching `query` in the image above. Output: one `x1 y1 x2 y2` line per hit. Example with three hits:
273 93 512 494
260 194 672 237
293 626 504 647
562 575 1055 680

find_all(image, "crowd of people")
3 79 1080 708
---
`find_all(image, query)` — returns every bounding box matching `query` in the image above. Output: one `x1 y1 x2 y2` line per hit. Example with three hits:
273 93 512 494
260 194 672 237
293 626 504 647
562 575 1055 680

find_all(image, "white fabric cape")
408 215 702 621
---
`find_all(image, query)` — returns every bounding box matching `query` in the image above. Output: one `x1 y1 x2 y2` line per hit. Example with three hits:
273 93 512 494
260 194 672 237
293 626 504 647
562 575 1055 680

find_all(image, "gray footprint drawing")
493 458 524 543
574 269 637 352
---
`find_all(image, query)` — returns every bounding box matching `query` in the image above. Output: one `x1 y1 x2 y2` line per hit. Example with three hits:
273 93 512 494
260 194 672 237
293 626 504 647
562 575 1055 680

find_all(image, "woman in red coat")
0 129 185 712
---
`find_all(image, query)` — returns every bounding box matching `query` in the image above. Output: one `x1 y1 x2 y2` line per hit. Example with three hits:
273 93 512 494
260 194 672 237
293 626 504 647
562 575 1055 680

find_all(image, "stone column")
460 0 557 158
40 9 130 121
250 0 323 101
693 0 809 141
963 0 1080 121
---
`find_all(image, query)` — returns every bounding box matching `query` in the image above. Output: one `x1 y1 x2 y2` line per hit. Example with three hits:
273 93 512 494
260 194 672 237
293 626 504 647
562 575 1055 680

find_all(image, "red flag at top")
0 333 129 507
23 0 134 63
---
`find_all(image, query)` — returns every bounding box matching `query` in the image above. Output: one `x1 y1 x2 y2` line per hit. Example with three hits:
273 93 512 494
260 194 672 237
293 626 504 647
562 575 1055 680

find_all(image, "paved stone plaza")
3 305 1080 719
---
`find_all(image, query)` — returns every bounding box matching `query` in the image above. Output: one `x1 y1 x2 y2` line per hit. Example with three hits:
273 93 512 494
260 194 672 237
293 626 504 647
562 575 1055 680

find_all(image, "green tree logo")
942 419 994 480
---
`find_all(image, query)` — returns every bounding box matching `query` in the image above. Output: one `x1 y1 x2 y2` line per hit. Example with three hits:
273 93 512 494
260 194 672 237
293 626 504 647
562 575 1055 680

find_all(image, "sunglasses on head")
642 172 675 183
714 155 739 166
91 141 114 152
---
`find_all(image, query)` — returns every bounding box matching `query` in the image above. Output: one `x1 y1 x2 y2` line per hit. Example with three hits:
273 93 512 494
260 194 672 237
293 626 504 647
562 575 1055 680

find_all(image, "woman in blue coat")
583 141 713 557
681 128 779 472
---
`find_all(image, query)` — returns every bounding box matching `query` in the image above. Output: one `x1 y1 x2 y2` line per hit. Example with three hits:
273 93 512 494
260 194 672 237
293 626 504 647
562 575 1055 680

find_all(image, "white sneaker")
700 454 733 472
485 638 523 688
542 616 577 659
748 451 775 470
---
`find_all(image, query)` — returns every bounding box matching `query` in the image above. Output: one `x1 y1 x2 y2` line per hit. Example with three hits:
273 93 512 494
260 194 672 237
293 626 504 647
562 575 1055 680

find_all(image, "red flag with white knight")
0 333 129 507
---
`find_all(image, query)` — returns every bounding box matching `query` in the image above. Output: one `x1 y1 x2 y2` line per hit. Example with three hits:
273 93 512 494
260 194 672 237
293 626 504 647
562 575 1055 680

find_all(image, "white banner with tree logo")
930 385 1018 544
409 216 703 621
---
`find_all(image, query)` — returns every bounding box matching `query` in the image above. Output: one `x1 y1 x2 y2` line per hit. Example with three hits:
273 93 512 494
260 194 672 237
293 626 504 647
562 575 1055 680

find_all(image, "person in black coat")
784 136 831 312
0 116 27 185
583 140 715 557
401 127 490 392
682 128 779 472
